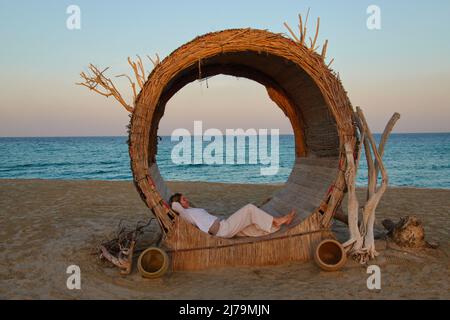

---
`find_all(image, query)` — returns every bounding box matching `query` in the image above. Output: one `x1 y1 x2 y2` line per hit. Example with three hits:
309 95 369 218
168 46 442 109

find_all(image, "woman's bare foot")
272 216 283 228
273 210 296 228
285 209 296 225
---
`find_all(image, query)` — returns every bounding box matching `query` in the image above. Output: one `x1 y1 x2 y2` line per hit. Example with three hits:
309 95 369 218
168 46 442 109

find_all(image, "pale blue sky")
0 0 449 136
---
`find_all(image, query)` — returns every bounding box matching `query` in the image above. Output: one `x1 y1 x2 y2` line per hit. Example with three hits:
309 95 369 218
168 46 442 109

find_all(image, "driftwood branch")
342 141 363 250
343 107 400 263
77 64 134 113
77 54 161 113
116 73 137 103
375 113 401 178
127 56 145 89
99 240 135 275
382 216 438 248
98 219 154 275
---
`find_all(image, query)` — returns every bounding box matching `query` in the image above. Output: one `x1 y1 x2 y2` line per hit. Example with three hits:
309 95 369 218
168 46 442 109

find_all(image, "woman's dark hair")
169 193 183 206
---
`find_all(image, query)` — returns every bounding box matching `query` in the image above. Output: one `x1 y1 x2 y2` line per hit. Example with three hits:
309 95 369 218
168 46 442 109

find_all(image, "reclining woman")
169 193 296 238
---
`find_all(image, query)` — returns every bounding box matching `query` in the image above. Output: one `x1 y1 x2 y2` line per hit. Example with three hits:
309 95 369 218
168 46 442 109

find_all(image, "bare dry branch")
342 107 400 263
342 141 363 251
303 7 310 38
284 10 334 67
77 64 134 113
136 55 146 80
78 53 161 113
147 53 161 68
127 57 145 89
283 22 300 42
116 74 137 102
375 113 401 177
298 14 304 44
310 17 320 51
327 58 334 68
98 218 155 275
321 39 328 60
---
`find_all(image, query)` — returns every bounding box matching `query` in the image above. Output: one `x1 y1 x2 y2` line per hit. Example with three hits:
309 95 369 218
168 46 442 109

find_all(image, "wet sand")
0 179 448 299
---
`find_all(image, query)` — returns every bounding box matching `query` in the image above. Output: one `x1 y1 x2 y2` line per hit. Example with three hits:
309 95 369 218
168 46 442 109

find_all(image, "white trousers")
215 204 280 238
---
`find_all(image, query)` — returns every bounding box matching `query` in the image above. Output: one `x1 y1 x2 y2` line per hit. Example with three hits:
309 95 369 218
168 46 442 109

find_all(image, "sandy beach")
0 179 448 299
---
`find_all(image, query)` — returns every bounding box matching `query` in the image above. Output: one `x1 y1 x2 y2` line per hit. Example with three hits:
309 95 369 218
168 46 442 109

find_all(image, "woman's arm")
171 201 186 215
171 202 199 226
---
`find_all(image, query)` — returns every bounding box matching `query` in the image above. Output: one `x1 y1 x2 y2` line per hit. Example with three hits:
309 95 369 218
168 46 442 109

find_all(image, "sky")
0 0 449 136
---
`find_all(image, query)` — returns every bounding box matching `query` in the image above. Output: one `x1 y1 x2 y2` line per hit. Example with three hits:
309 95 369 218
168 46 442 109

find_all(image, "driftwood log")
342 108 401 263
98 219 154 275
100 240 136 275
382 216 438 248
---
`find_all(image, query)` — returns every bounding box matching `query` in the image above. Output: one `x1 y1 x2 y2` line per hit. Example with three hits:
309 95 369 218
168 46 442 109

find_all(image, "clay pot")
137 247 169 278
314 239 347 271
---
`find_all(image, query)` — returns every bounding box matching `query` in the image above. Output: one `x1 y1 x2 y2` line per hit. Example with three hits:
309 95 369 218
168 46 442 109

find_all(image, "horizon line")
1 131 450 139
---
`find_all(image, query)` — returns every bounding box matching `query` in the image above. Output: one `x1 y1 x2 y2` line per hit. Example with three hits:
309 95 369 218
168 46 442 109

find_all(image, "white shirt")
171 202 218 233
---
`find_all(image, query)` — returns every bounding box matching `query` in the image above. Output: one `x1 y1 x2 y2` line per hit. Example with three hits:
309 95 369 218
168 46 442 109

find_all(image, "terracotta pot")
314 239 347 271
137 247 169 278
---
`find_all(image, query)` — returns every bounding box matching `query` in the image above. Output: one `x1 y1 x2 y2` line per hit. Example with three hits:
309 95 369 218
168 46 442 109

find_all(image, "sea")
0 133 449 189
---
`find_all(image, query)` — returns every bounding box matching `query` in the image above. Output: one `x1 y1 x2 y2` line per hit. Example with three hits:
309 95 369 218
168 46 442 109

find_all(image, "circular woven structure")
128 28 356 269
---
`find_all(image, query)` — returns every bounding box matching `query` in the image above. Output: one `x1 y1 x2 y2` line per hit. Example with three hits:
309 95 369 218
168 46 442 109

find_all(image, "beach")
0 179 448 299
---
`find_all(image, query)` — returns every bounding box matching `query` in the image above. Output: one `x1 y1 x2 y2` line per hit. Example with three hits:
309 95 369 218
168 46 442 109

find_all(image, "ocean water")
0 133 449 189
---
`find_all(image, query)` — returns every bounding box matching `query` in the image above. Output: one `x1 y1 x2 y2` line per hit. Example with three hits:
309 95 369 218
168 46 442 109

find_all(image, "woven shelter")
127 28 357 271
